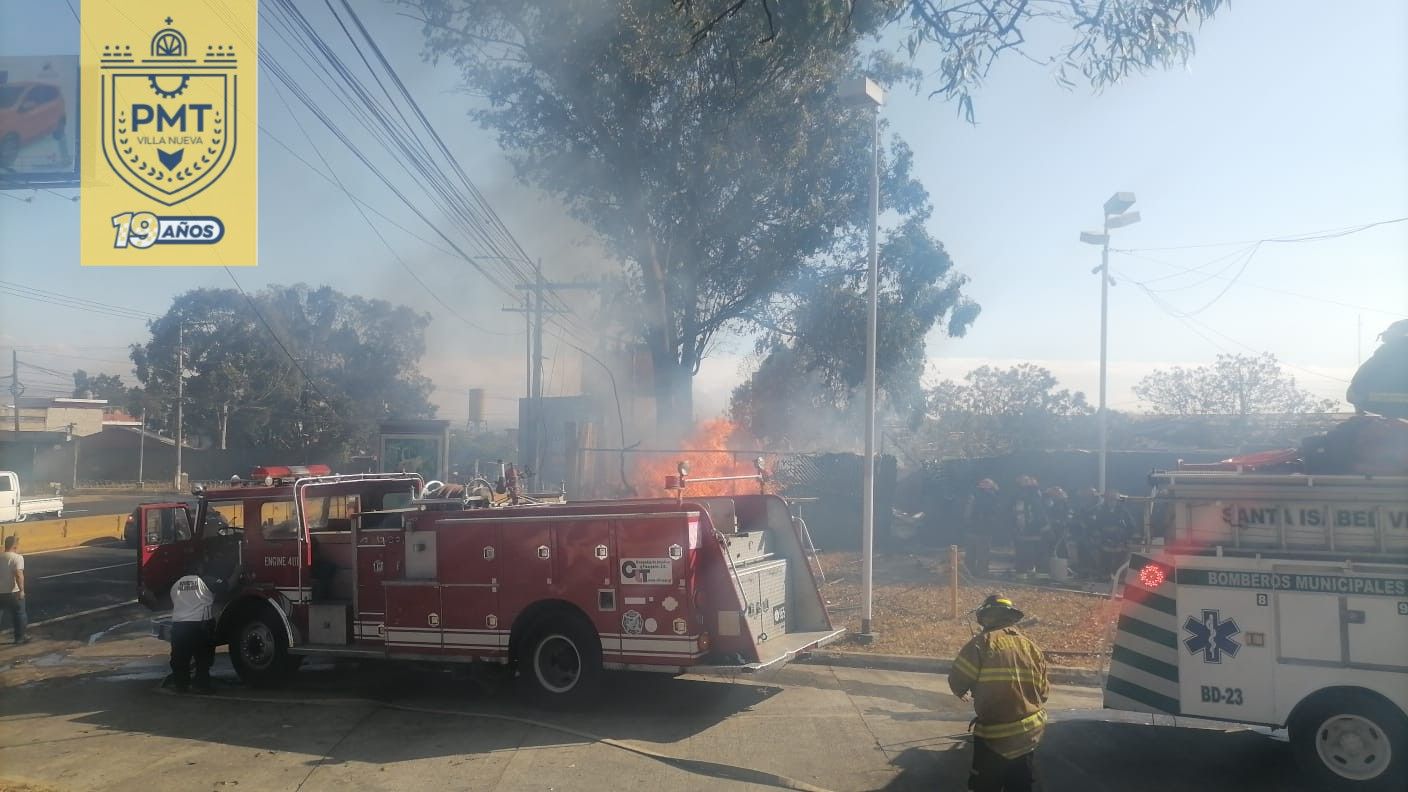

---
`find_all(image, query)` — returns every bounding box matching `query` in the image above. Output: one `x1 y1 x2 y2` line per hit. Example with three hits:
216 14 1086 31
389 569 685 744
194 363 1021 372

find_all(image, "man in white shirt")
168 562 218 693
0 535 28 644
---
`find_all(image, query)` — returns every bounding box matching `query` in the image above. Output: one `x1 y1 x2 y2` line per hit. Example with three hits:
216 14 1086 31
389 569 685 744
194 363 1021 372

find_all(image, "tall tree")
923 364 1092 455
1134 353 1339 416
732 212 978 447
407 0 952 439
678 0 1229 119
71 370 131 404
130 285 436 458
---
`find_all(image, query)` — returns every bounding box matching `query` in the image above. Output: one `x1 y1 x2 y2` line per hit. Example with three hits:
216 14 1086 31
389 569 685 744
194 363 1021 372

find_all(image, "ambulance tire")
229 609 300 688
1290 689 1408 791
518 613 603 707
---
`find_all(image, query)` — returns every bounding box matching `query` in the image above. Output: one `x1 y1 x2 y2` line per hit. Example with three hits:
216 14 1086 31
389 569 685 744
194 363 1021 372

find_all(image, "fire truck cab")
138 465 842 701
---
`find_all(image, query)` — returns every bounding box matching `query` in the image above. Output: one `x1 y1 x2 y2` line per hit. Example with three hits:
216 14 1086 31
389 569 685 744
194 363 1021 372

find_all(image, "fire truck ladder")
796 516 827 584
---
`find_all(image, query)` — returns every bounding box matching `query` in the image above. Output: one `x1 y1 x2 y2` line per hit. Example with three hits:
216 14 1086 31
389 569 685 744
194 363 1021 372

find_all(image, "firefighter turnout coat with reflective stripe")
949 626 1050 758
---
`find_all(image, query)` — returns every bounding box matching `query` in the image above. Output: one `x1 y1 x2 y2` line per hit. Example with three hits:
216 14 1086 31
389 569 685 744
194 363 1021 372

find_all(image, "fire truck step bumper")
692 628 846 675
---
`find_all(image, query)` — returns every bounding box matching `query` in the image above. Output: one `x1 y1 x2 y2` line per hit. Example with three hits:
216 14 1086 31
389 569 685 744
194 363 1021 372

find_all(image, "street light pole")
1097 215 1110 494
861 102 880 639
841 75 885 642
1082 192 1139 494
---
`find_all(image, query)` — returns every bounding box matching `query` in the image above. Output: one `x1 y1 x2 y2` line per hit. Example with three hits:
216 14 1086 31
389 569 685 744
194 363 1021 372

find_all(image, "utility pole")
69 423 79 491
138 408 146 487
503 266 600 482
533 264 544 479
9 350 22 434
175 322 184 491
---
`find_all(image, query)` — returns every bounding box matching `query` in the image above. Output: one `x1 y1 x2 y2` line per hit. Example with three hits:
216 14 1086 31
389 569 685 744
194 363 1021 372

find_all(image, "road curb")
802 649 1105 688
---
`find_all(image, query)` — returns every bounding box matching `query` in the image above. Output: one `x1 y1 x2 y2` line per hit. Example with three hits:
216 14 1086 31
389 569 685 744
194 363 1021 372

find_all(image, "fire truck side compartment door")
405 530 437 580
385 582 443 652
1177 582 1275 724
1346 596 1408 669
437 519 503 653
137 502 197 608
1276 593 1340 663
497 522 553 633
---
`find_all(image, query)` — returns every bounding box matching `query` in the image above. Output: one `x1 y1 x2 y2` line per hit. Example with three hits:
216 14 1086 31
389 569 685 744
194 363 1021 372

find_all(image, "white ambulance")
1105 469 1408 791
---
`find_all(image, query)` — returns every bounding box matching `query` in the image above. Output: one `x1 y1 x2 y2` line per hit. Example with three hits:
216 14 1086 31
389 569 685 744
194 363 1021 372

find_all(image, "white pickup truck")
0 470 64 523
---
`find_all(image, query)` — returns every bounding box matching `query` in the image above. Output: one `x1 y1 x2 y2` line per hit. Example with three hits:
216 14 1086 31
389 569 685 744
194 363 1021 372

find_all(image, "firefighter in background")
1070 488 1102 578
1042 487 1071 568
1011 476 1047 578
1346 319 1408 418
964 479 1002 576
1094 491 1134 580
950 594 1050 792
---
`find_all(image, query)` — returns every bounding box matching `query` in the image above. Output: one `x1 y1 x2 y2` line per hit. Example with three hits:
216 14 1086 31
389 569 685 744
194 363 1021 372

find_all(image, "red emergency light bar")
248 464 333 482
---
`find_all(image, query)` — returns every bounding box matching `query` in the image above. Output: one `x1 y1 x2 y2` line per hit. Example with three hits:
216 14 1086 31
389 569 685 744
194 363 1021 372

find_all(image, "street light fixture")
1080 191 1140 494
840 75 885 642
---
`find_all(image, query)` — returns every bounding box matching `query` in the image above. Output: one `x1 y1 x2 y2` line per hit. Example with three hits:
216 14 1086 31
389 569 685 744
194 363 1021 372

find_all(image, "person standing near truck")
167 561 219 693
0 534 28 644
950 594 1050 791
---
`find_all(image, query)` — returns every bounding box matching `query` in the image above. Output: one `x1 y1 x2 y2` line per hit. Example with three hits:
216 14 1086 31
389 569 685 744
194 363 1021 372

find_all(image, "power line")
0 281 156 321
1126 278 1350 386
1112 252 1407 318
258 0 593 338
1115 216 1408 253
265 76 516 338
222 267 340 410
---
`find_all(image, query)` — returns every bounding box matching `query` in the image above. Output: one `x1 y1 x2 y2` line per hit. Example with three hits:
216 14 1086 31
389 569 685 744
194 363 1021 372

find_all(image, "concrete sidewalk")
0 629 1311 792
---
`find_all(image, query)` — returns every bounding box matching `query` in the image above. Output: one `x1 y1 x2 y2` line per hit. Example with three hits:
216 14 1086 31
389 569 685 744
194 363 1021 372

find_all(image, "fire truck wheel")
229 609 299 687
519 614 602 705
1290 689 1408 791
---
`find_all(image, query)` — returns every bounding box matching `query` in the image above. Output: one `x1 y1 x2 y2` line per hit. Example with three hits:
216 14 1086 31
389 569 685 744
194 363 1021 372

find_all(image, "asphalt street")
56 493 194 519
0 627 1315 792
16 541 138 624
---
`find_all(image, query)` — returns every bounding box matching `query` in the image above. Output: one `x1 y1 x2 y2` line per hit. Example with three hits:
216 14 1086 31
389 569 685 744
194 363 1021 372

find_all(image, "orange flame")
632 418 762 497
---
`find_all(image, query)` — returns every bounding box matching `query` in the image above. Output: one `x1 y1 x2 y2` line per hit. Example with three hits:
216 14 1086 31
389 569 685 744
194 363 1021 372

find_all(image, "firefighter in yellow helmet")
949 594 1050 791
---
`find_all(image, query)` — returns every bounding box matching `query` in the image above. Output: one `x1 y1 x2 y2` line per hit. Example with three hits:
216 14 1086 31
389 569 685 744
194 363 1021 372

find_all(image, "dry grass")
815 552 1120 668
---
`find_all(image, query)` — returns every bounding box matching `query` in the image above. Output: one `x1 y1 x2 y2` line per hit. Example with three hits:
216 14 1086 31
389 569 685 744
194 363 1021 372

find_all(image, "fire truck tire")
229 609 300 688
1290 689 1408 791
518 613 602 705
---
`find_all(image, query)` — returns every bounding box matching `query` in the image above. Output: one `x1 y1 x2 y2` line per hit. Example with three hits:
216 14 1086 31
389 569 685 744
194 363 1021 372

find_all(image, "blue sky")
2 0 1405 425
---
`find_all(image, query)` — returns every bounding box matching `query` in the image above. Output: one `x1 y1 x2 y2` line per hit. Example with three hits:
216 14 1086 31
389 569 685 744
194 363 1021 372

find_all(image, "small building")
0 397 108 486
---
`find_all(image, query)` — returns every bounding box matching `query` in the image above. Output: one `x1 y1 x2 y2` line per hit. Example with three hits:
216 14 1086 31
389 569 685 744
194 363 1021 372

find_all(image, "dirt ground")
814 552 1120 668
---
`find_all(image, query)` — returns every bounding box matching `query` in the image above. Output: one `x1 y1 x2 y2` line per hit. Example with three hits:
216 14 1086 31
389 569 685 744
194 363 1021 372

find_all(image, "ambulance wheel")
1291 690 1408 791
229 609 298 688
518 613 602 706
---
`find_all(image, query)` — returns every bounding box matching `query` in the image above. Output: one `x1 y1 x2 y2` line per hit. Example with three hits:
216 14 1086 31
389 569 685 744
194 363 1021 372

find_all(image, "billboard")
0 55 79 188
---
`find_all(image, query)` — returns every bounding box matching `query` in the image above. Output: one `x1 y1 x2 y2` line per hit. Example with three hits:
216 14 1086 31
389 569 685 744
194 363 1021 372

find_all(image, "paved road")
20 542 138 624
0 631 1320 792
58 493 194 519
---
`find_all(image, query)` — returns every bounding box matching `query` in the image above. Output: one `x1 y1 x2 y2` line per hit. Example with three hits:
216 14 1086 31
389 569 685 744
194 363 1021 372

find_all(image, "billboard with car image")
0 55 78 187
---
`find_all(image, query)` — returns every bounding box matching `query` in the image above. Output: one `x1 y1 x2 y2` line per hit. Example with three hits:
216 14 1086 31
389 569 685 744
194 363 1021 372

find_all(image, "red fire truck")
137 464 842 700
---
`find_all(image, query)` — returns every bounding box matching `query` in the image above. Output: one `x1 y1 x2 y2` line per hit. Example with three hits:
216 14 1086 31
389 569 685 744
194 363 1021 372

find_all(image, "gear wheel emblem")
148 74 190 99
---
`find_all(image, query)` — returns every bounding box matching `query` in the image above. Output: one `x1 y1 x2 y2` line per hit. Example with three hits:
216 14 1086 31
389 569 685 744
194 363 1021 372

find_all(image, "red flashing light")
248 464 333 481
1138 563 1168 589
